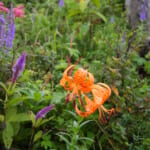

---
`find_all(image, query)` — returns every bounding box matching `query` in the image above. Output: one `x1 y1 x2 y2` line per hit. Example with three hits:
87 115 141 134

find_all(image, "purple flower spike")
5 4 15 50
5 22 15 49
0 14 6 47
12 52 27 84
59 0 64 7
140 1 146 21
35 104 54 120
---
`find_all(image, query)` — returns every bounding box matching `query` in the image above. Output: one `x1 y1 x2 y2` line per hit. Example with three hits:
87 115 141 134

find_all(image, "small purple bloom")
140 1 146 21
12 52 27 84
59 0 64 7
35 104 54 120
110 17 114 23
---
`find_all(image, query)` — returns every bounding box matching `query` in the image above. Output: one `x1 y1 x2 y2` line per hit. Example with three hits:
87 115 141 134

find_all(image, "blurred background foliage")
0 0 150 150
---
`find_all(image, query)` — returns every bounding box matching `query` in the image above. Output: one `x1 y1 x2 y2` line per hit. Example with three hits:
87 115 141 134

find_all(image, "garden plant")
0 0 150 150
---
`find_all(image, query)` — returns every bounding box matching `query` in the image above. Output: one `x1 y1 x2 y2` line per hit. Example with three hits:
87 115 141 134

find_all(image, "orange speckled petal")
60 65 75 90
63 65 75 76
92 83 111 106
75 95 97 118
73 68 94 93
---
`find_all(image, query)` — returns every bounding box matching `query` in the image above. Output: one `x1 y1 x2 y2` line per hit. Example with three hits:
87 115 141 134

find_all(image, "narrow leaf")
33 130 43 142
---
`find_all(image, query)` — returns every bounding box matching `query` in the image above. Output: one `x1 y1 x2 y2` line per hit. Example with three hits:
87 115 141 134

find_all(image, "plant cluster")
0 0 150 150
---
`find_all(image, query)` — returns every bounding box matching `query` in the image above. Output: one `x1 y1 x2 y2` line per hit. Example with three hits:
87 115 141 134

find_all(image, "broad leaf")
2 122 13 149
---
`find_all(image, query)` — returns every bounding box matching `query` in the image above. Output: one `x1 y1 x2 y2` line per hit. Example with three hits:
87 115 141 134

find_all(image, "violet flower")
110 17 114 23
59 0 64 7
0 14 5 47
5 4 15 50
5 22 15 49
140 1 146 21
35 104 54 120
0 4 15 52
12 52 27 84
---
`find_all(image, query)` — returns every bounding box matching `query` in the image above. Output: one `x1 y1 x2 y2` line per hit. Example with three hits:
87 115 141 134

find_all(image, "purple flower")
35 104 54 120
0 4 15 52
5 22 15 49
12 52 27 84
140 1 146 21
59 0 64 7
110 17 114 23
0 14 6 47
5 4 15 50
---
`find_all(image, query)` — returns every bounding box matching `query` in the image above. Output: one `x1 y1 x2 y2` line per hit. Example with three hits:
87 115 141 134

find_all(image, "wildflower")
0 4 15 51
35 104 54 120
140 1 146 21
75 83 115 124
59 0 64 7
110 17 114 23
0 2 24 18
0 14 5 47
60 65 115 123
13 5 24 18
12 52 27 84
5 20 15 49
0 2 8 13
5 5 15 49
60 65 94 105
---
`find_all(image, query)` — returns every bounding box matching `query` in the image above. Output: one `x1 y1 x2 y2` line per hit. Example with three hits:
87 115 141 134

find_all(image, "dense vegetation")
0 0 150 150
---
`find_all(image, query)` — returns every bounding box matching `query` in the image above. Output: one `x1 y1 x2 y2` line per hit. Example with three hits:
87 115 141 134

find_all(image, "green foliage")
0 0 150 149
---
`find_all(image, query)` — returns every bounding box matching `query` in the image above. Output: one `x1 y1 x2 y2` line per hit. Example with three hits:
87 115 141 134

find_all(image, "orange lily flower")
60 65 114 123
60 65 94 105
76 83 115 123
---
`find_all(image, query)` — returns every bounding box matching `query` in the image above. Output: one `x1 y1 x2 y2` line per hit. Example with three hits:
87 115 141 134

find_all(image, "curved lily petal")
92 83 111 106
75 95 97 117
60 65 75 90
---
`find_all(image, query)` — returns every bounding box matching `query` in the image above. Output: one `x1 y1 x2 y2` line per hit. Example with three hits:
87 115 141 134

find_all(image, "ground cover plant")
0 0 150 150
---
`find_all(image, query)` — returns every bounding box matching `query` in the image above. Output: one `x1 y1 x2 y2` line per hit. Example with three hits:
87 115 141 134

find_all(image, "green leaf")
64 110 78 120
51 92 64 104
79 22 90 36
55 62 68 70
67 9 81 18
33 130 43 142
6 96 33 108
79 120 94 128
92 0 100 8
80 0 89 12
144 61 150 74
35 116 54 128
29 111 36 126
0 114 4 122
34 91 42 101
5 107 17 122
9 113 31 122
90 10 107 23
11 122 20 136
68 48 80 58
2 122 14 149
79 137 94 142
56 134 71 146
0 82 8 94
